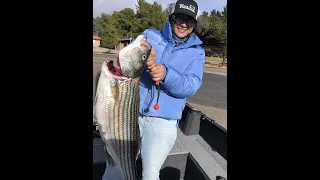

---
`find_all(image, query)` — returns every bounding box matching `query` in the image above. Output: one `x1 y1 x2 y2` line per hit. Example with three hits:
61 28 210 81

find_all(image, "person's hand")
146 48 166 82
146 48 156 70
150 64 166 82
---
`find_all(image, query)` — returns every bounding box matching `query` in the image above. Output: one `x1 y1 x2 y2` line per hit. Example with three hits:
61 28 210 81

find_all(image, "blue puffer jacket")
139 21 205 120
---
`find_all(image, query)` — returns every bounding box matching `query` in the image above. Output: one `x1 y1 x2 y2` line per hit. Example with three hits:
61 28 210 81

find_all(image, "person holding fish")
99 0 204 179
138 0 204 180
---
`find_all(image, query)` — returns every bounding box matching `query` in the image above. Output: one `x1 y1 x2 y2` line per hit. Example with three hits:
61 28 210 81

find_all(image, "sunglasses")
171 14 196 28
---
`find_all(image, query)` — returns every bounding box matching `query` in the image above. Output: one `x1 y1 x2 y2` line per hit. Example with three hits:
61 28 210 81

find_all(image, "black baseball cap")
172 0 199 21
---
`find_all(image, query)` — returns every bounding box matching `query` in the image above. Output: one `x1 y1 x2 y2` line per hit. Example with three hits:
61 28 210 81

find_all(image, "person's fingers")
149 48 156 58
146 48 156 64
146 57 155 65
152 77 162 82
152 73 163 79
147 63 155 70
151 65 163 74
146 58 155 69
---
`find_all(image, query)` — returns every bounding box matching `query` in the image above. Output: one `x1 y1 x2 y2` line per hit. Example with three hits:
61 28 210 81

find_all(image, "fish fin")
93 80 100 124
110 80 119 99
135 129 141 161
104 146 116 167
93 71 101 123
111 86 118 99
93 95 99 124
100 130 119 168
135 137 142 180
93 105 97 124
104 144 126 179
102 138 122 172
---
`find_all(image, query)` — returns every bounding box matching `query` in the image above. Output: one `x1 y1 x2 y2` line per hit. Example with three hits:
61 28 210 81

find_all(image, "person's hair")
193 22 201 36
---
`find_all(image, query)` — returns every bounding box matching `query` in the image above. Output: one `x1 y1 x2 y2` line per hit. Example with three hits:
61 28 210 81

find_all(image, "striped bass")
93 35 152 180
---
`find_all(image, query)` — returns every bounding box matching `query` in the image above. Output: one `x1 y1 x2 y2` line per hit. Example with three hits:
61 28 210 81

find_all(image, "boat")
93 103 227 180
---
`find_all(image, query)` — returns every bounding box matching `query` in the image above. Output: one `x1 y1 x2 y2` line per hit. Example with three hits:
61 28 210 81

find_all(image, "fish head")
117 35 152 78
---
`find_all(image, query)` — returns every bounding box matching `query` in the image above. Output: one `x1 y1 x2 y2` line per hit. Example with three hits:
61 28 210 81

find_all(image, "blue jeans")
102 115 178 180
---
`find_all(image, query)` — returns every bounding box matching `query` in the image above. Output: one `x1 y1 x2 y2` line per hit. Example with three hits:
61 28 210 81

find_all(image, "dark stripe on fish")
97 74 141 179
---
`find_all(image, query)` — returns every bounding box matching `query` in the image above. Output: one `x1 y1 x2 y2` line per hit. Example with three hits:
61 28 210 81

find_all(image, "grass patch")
205 56 225 62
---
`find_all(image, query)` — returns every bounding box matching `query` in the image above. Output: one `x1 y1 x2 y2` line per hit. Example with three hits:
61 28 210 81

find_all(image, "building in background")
115 38 131 50
93 35 101 47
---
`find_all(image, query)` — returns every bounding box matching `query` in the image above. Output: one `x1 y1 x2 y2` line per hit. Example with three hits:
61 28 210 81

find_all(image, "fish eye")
142 54 146 60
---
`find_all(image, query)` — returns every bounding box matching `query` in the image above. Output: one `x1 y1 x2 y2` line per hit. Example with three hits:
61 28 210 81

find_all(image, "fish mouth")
105 60 128 79
116 56 121 72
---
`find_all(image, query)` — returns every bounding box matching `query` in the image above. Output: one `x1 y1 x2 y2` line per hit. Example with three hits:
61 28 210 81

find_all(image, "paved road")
93 53 227 129
186 73 227 129
187 73 227 110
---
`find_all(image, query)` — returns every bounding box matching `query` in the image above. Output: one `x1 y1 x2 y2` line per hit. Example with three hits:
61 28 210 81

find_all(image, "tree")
202 11 209 16
93 2 227 64
101 23 119 49
218 6 227 66
93 17 104 37
197 13 215 38
164 3 175 18
97 13 119 49
197 5 227 66
135 0 167 33
112 8 138 38
222 5 227 22
211 10 216 16
216 11 222 18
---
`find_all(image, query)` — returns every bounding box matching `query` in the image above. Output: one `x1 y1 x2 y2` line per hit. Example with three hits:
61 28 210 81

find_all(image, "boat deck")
93 104 227 180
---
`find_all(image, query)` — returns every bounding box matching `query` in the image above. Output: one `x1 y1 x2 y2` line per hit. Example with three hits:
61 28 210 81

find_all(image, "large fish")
93 35 152 180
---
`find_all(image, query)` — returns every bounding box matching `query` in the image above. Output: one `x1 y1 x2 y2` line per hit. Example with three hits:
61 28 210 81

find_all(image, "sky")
93 0 227 17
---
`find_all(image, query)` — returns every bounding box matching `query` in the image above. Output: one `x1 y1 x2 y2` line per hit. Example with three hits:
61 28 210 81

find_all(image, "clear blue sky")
93 0 227 17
